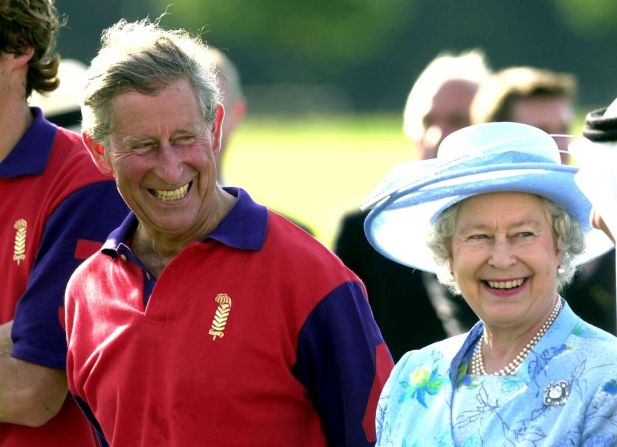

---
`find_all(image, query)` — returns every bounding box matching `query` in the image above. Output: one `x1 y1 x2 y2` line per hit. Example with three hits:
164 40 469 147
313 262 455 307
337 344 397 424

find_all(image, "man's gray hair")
81 18 220 143
403 49 491 143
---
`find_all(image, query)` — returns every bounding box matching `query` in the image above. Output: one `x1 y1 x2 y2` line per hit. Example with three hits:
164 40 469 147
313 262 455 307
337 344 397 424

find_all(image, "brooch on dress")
543 380 569 406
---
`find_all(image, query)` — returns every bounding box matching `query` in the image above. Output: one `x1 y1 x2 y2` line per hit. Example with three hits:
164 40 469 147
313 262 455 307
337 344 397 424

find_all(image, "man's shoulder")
46 127 112 184
68 250 116 293
267 212 359 278
267 212 332 254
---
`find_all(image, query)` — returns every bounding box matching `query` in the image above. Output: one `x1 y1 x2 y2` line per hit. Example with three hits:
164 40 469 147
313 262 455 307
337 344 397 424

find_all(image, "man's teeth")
487 278 524 289
151 184 189 201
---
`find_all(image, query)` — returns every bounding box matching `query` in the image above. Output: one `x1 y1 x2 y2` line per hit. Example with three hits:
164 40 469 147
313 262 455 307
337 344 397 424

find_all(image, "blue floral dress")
376 301 617 446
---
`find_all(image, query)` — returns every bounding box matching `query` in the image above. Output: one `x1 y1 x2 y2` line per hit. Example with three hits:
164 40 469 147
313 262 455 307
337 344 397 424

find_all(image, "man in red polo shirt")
65 18 393 447
0 1 128 446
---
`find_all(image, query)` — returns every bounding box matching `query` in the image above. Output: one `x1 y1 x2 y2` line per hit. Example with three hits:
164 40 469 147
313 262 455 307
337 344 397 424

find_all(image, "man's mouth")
149 182 191 201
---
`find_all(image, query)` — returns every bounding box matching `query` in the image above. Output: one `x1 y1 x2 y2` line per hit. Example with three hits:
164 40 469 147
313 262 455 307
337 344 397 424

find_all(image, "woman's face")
450 192 563 334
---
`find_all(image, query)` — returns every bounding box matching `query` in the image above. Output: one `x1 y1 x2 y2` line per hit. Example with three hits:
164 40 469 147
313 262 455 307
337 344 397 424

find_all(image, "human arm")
3 181 127 426
0 346 68 426
1 322 67 426
292 280 394 446
1 320 67 427
0 321 12 356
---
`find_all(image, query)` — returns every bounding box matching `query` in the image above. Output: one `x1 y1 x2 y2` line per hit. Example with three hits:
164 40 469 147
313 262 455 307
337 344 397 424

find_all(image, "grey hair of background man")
426 197 585 295
403 49 491 143
470 66 576 124
207 47 245 110
80 18 220 144
206 47 247 166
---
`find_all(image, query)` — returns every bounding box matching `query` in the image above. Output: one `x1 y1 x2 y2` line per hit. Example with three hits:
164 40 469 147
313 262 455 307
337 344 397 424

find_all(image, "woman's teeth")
487 278 524 289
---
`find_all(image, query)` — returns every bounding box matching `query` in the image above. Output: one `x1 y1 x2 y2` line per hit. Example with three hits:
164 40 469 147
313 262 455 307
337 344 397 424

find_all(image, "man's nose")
155 143 183 183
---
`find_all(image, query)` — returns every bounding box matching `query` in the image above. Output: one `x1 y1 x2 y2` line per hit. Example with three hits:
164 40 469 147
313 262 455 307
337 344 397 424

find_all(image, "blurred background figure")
45 0 617 256
334 49 490 361
472 66 616 334
207 47 247 182
29 59 88 132
471 66 576 164
571 98 617 330
210 46 313 234
403 49 491 160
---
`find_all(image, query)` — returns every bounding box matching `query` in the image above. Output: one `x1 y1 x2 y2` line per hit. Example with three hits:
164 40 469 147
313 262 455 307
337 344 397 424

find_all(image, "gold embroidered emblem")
13 219 27 265
208 293 232 340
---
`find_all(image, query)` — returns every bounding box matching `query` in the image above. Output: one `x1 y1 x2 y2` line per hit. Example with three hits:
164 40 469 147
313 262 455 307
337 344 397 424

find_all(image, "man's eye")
130 142 156 153
173 135 196 145
448 115 469 127
132 142 154 149
422 114 434 127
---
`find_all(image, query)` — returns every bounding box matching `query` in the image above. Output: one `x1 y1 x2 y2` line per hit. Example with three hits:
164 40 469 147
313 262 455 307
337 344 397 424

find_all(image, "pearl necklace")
470 299 562 376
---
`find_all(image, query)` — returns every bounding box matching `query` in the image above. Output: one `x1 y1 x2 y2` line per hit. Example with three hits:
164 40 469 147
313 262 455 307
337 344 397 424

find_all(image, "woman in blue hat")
365 122 617 446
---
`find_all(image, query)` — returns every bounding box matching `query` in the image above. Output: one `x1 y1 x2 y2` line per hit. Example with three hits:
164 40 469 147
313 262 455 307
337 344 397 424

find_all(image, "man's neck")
131 187 237 278
0 101 33 162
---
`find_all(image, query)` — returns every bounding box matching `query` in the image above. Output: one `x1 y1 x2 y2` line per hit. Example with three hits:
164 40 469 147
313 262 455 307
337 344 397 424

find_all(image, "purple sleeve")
292 280 393 447
11 180 128 369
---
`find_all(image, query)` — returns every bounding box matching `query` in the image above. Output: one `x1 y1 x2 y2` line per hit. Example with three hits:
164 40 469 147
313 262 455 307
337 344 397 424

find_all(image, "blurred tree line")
54 0 616 112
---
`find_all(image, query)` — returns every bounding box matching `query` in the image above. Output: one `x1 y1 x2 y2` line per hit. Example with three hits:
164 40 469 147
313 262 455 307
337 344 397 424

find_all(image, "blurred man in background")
402 50 491 160
471 66 575 164
0 1 127 445
210 47 313 234
207 48 247 182
334 50 490 361
471 65 615 334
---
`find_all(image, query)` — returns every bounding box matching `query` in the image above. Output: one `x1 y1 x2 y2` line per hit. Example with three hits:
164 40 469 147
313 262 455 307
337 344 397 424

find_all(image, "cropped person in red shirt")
0 1 128 445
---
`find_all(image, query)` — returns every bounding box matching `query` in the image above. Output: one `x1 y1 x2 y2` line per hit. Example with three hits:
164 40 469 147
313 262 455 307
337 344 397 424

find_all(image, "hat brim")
365 161 614 273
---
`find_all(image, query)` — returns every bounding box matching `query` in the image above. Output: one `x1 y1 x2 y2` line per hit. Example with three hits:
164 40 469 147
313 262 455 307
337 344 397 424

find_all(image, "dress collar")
450 298 577 384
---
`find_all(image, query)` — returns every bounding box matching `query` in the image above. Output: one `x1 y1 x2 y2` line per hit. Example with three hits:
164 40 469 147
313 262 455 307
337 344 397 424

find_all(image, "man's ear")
82 133 114 177
13 48 34 69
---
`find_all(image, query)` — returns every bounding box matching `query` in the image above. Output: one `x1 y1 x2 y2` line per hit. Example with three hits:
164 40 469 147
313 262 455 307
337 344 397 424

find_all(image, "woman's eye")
469 234 488 240
517 231 535 238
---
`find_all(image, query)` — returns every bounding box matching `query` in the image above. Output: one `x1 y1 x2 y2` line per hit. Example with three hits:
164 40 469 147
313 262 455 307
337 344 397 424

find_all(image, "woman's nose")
487 236 516 269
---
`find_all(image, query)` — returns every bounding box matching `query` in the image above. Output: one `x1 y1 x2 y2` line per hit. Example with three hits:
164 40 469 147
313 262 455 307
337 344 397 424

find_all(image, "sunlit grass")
222 113 414 249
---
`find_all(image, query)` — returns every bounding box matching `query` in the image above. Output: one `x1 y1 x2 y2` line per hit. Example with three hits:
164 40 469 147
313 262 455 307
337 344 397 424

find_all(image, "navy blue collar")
102 187 268 257
0 107 57 177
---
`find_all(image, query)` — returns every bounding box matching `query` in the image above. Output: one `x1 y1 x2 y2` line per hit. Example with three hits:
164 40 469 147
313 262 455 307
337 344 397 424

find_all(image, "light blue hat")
363 122 613 273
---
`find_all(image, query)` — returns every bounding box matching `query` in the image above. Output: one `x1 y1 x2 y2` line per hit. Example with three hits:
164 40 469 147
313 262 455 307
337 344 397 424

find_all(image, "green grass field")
222 113 414 249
